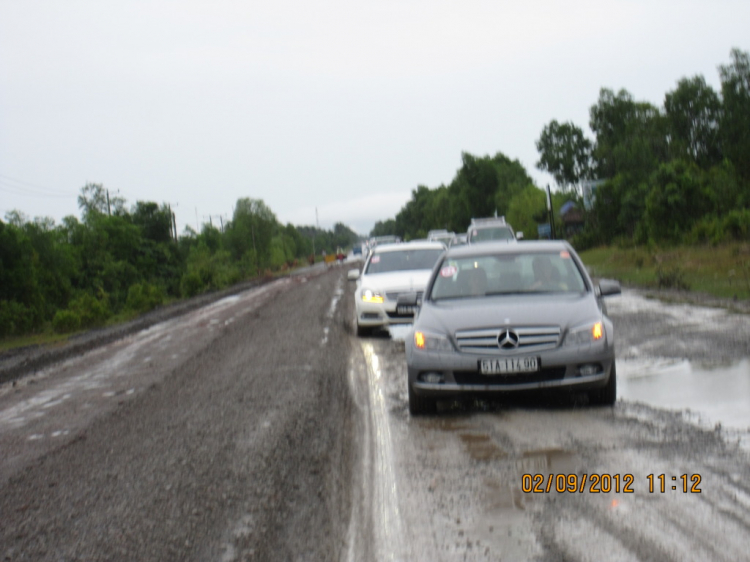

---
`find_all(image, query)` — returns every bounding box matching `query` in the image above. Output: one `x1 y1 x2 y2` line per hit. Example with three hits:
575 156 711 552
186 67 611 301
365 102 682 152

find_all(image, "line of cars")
348 217 621 415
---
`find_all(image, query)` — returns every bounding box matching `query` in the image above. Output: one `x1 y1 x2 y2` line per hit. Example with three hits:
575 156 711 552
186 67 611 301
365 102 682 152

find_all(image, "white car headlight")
413 330 454 352
361 289 384 304
564 321 605 346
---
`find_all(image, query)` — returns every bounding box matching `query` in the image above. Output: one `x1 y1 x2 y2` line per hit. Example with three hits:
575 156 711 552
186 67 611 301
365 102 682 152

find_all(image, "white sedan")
348 241 446 336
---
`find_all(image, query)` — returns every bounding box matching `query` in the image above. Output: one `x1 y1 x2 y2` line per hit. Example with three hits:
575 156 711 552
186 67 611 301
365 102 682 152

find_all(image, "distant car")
466 216 521 244
368 235 401 249
427 229 456 246
450 233 468 247
352 244 363 256
401 240 620 414
349 241 446 336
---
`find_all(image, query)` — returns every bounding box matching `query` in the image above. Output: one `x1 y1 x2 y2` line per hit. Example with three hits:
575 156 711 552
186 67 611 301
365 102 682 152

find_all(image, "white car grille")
385 290 424 302
455 326 561 353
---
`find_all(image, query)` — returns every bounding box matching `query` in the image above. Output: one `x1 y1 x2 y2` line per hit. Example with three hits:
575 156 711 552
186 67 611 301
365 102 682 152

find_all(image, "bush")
52 309 81 333
656 266 690 290
67 292 110 328
0 300 38 337
125 282 165 313
180 272 204 298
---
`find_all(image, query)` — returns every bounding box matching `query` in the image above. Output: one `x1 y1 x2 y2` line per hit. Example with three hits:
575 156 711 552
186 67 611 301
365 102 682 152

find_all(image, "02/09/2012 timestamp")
521 473 703 494
648 473 702 493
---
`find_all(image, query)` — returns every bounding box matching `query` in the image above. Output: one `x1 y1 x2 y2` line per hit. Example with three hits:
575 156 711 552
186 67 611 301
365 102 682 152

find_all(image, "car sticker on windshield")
560 251 571 259
370 255 381 263
440 265 457 277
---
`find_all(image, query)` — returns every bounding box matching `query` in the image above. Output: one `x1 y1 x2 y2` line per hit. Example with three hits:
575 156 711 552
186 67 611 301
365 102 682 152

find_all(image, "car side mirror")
347 269 360 281
516 231 524 240
597 278 621 297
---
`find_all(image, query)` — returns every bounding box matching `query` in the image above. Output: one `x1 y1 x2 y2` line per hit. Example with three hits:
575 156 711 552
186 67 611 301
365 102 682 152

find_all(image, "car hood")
360 270 433 292
420 293 602 334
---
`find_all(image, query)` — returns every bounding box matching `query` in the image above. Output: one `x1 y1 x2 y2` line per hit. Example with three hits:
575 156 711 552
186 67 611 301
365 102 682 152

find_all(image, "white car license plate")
479 357 539 375
397 305 416 315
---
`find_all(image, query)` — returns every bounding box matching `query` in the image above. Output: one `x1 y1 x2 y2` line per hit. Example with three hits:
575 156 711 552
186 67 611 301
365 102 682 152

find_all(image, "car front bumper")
406 343 615 397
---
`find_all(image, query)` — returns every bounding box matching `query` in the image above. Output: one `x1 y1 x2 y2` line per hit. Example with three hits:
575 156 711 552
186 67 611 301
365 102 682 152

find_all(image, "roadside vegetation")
579 243 750 299
1 184 358 345
372 49 750 300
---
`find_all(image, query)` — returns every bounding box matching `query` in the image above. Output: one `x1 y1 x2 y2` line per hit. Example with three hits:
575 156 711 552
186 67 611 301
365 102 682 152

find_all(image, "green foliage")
656 266 690 290
52 309 81 334
506 185 547 240
387 151 533 239
0 300 38 337
719 48 750 182
125 283 165 313
643 160 712 242
67 292 110 329
664 76 722 168
535 120 593 193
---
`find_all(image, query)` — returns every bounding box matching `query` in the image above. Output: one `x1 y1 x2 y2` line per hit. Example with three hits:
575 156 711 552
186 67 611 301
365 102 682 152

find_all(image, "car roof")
445 239 574 259
373 241 446 253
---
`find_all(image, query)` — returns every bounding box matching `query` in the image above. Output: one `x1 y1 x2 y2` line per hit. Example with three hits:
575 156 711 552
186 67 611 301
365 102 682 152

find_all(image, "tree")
77 183 126 221
535 120 593 195
643 160 713 242
131 202 173 244
506 185 547 240
664 76 722 168
589 88 667 181
719 48 750 181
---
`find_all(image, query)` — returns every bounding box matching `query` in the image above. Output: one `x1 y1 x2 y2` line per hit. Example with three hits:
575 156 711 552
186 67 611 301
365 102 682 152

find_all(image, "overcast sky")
1 0 748 236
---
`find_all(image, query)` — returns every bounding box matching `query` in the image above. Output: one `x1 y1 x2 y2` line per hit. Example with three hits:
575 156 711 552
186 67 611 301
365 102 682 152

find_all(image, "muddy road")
1 266 749 561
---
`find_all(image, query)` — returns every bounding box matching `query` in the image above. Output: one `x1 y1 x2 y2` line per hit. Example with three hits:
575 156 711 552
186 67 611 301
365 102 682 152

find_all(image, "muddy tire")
408 383 437 415
589 364 617 406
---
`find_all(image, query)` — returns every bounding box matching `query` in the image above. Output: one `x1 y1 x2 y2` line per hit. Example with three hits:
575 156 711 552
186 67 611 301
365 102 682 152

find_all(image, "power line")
0 173 78 199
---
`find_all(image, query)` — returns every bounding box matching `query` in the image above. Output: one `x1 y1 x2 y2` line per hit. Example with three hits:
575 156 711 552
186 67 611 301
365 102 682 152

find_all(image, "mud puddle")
618 358 750 430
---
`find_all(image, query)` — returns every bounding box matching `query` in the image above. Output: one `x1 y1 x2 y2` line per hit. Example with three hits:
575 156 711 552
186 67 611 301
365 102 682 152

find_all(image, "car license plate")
397 305 416 315
479 357 539 375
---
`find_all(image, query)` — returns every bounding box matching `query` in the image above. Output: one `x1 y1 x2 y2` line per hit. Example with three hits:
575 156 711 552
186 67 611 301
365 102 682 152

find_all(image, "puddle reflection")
618 358 750 430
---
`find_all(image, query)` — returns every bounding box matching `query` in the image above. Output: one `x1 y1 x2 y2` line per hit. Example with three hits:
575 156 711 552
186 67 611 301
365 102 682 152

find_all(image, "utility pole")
546 185 557 240
312 207 318 259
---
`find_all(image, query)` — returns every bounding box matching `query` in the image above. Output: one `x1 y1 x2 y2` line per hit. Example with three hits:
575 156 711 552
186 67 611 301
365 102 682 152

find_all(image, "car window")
430 251 586 300
468 226 514 243
365 249 444 274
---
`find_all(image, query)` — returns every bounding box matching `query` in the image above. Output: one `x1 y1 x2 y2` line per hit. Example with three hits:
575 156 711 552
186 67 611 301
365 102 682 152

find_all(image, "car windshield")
365 249 444 274
468 226 514 242
430 251 587 300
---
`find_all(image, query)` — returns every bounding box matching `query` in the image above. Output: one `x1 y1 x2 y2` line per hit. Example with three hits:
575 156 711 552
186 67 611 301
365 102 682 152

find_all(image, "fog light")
577 364 601 377
421 372 444 384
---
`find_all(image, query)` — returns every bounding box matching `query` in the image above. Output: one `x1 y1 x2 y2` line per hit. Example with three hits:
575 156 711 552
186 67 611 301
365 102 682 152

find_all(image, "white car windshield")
365 249 444 274
430 251 587 300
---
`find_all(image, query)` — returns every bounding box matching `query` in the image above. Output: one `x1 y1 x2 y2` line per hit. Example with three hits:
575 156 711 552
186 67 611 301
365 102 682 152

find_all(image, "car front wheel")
589 364 617 406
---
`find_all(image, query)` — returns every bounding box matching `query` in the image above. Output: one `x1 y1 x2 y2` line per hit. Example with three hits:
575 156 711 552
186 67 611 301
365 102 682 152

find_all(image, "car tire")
589 364 617 406
408 383 437 415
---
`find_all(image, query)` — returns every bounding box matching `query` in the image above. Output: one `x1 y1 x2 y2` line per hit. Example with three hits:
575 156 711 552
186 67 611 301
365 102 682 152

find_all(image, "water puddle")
618 358 750 430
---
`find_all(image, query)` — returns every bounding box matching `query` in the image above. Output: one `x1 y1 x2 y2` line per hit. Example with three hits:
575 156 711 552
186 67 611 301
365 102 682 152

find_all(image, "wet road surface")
1 270 749 561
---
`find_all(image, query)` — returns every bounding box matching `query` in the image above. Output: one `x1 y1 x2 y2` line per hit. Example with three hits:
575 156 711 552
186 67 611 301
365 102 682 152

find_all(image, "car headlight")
361 289 384 304
564 321 605 346
414 330 454 352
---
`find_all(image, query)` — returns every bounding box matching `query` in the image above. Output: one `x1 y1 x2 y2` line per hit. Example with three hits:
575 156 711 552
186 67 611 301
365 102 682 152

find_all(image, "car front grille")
455 326 561 353
385 290 424 302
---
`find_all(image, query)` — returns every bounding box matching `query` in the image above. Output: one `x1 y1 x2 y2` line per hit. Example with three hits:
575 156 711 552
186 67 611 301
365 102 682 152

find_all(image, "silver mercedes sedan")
402 240 621 415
